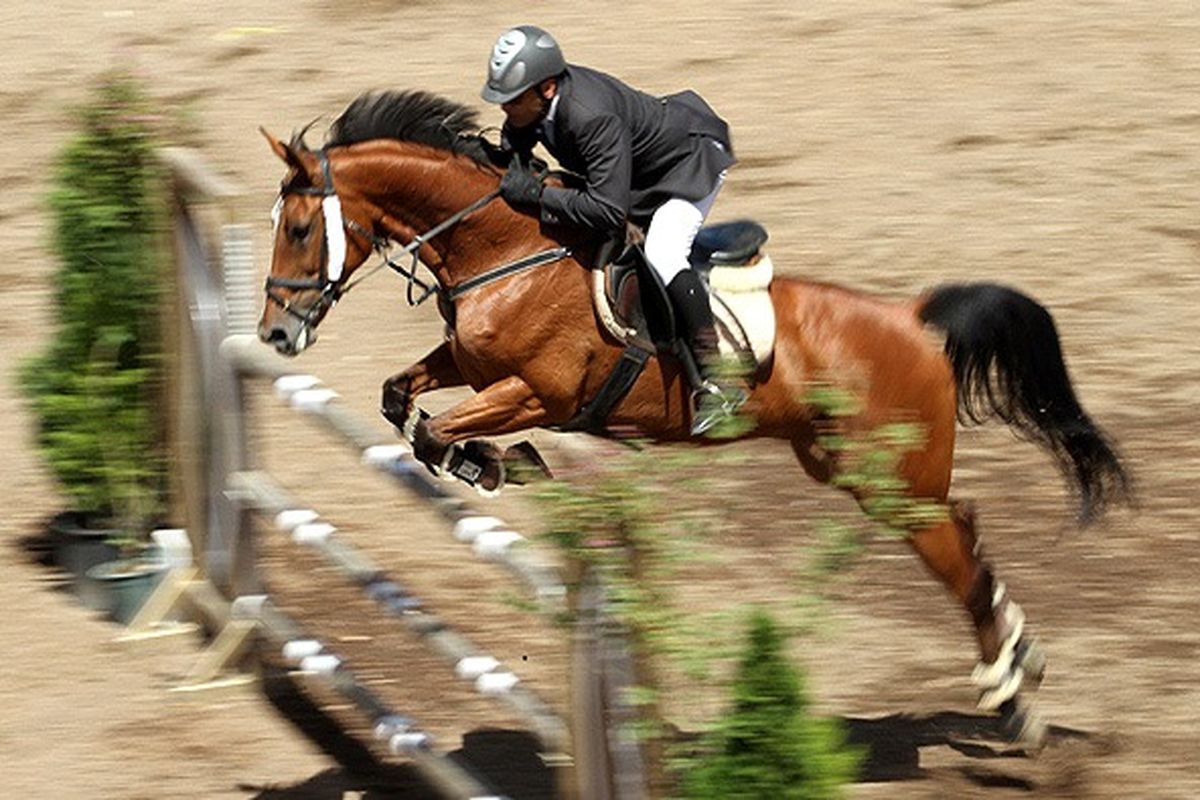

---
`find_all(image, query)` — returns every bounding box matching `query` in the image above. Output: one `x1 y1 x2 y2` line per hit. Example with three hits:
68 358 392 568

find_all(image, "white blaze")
321 194 347 282
268 193 347 283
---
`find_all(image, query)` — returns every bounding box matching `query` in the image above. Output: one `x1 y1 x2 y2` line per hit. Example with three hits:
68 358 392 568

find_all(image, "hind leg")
905 502 1045 711
800 410 1047 715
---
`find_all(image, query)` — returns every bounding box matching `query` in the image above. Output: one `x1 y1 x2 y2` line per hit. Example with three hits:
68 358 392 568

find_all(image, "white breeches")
642 172 726 284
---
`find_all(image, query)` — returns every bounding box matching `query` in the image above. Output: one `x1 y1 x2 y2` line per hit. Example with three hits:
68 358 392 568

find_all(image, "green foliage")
532 383 945 796
18 73 165 531
534 450 862 798
804 383 947 538
783 383 948 630
680 611 862 799
533 447 726 656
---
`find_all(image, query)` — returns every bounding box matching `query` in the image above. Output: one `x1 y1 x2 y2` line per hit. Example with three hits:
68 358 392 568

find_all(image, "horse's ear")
260 127 307 172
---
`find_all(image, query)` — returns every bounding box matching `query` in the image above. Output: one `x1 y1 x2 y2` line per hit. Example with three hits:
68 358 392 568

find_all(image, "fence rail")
220 335 567 613
229 468 570 755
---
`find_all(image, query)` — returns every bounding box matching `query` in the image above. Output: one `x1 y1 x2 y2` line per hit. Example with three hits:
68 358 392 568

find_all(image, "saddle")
604 219 776 365
560 219 777 434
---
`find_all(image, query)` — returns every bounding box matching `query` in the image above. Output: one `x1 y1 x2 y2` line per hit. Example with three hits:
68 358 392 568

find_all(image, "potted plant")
18 73 169 617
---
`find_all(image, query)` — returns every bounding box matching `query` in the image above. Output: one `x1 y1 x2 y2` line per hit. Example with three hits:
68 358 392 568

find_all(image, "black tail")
919 283 1132 524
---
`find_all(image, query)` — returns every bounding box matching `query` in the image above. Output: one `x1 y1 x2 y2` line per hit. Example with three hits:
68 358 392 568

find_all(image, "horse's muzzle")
259 317 314 356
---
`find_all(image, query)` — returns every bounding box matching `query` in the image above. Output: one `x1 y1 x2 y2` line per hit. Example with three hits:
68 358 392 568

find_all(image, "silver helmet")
481 25 566 104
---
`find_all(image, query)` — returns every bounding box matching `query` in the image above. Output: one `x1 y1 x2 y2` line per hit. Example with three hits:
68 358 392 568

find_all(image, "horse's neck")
350 149 483 235
350 145 582 289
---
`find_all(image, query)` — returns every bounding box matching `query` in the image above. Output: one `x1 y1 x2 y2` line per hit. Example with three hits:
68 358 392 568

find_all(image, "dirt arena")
2 1 1198 797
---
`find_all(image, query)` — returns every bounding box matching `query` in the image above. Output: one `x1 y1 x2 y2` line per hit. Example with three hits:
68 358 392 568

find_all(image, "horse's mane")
301 89 504 166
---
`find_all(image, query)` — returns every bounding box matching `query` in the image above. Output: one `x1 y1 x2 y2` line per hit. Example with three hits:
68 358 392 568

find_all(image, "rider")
480 24 744 436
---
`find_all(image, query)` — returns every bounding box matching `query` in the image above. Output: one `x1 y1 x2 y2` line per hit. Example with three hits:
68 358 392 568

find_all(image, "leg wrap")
410 416 449 473
438 440 506 495
971 581 1028 710
381 376 413 431
400 408 429 444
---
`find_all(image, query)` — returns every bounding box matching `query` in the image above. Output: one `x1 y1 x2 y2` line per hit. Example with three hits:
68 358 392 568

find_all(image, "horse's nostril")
263 326 294 354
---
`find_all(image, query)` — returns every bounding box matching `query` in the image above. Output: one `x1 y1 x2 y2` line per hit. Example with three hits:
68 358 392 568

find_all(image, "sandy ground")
2 1 1199 798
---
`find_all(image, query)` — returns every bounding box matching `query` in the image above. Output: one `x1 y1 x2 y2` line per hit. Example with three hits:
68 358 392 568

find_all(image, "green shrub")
680 611 862 799
19 74 165 531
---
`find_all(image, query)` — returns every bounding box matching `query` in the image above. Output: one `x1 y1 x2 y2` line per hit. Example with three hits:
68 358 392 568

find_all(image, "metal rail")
220 334 567 614
240 595 506 799
229 469 571 756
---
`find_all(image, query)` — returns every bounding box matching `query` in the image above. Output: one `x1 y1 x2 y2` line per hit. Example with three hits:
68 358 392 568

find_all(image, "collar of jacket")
538 74 567 145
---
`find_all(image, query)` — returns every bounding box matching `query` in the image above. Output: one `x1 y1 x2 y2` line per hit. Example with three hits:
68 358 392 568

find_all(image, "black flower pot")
50 513 120 598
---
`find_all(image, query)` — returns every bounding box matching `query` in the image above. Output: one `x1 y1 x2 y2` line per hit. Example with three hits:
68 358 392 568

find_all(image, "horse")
258 90 1131 744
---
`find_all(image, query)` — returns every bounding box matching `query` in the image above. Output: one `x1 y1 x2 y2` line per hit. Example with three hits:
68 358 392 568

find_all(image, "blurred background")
1 1 1197 798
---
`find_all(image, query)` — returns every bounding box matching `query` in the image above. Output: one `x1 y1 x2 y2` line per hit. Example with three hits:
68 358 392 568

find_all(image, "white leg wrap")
971 582 1028 710
977 665 1025 711
402 410 420 443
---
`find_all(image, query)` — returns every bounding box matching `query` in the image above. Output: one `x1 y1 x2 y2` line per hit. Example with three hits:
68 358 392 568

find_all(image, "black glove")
499 163 545 208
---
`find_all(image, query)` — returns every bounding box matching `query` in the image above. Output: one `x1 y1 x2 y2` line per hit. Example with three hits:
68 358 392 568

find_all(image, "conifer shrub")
19 74 166 532
680 610 862 799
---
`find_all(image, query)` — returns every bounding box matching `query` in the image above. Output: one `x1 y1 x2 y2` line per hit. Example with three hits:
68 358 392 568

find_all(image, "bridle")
265 148 572 332
265 150 356 329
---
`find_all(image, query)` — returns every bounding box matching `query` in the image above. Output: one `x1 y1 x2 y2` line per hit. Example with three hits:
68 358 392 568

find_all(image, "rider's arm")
539 112 629 232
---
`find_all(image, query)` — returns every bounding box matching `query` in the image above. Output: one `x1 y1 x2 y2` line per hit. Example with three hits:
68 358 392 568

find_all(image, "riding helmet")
481 25 566 104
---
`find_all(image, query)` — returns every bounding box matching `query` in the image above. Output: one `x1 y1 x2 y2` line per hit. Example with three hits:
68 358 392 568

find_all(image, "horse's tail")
917 282 1132 524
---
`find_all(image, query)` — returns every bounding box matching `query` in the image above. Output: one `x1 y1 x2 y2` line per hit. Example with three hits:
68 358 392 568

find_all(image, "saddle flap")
603 245 676 347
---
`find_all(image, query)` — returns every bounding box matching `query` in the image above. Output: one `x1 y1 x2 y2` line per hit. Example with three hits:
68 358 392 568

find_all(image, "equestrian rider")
480 25 744 436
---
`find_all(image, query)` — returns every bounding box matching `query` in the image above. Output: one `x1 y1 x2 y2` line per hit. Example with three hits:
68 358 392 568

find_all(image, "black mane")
318 90 502 166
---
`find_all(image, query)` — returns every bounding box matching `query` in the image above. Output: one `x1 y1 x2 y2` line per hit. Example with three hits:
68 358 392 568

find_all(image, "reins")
340 185 501 306
267 148 572 328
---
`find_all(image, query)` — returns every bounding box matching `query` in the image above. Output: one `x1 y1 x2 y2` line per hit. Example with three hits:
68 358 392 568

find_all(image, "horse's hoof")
999 699 1047 753
1016 636 1047 689
502 440 553 485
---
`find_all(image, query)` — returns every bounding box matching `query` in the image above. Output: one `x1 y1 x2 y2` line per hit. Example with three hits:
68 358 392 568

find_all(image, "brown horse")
259 91 1130 741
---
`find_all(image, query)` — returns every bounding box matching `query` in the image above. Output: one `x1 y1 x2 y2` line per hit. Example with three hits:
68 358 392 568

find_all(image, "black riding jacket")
502 64 735 231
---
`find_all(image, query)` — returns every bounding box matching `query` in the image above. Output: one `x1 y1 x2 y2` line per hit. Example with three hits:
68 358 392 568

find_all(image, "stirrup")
690 381 747 436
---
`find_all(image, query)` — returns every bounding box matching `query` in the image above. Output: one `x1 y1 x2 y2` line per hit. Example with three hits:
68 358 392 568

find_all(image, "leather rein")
265 148 572 329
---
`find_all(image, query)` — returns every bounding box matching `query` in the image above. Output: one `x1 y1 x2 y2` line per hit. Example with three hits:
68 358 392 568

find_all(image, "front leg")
381 341 464 438
411 375 552 492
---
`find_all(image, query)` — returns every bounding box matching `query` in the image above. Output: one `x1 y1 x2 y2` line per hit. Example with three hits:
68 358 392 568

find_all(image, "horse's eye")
288 221 312 242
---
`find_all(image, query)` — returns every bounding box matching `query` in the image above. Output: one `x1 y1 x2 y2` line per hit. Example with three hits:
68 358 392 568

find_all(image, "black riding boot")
666 270 746 435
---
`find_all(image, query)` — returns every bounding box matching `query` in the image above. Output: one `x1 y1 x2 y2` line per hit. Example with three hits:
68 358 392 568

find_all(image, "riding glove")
499 163 545 208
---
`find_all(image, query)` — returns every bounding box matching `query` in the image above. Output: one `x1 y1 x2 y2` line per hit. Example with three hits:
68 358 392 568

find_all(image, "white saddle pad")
709 254 776 366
